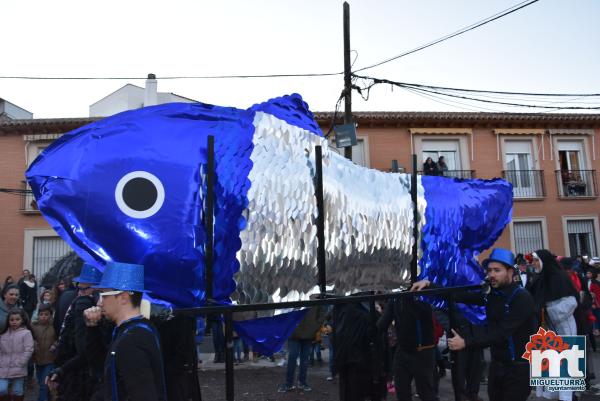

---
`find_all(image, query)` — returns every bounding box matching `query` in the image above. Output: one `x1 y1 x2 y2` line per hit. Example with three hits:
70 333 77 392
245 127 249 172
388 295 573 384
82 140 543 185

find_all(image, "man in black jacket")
334 295 387 401
377 296 438 401
92 262 166 401
48 263 103 401
411 248 537 401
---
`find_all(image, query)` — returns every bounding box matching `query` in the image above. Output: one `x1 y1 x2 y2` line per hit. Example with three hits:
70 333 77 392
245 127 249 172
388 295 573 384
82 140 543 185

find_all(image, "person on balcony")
437 156 448 176
423 158 439 176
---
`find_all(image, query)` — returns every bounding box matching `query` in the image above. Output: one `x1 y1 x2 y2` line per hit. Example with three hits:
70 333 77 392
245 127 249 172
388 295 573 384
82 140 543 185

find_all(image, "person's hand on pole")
447 329 466 351
410 280 431 292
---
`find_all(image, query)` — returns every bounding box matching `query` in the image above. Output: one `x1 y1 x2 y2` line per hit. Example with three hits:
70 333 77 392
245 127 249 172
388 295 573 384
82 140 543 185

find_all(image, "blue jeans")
0 377 25 396
36 363 54 401
285 339 312 386
233 338 243 361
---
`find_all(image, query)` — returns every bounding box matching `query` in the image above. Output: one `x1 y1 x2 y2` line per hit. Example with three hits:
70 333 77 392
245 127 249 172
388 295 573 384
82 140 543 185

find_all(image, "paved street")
193 348 600 401
23 345 600 400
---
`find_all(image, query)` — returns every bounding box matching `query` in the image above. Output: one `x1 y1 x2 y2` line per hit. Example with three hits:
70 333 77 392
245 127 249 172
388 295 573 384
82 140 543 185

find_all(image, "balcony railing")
502 170 545 199
555 170 598 198
19 181 38 213
419 170 475 179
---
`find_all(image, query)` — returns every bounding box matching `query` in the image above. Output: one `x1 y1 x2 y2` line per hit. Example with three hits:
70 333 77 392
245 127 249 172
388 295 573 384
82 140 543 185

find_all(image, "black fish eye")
115 171 165 218
123 178 157 211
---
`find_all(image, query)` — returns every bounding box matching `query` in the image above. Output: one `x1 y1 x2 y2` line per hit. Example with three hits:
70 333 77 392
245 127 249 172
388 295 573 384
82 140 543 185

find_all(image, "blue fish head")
26 102 256 306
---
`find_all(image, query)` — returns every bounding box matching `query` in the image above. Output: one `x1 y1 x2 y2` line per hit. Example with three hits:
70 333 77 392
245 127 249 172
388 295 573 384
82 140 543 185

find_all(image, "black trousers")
394 347 438 401
338 362 385 401
457 347 483 397
487 360 530 401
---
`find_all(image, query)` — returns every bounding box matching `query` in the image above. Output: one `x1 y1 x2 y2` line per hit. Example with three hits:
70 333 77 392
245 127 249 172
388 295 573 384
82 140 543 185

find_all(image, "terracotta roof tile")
2 111 600 135
0 117 98 135
313 111 600 127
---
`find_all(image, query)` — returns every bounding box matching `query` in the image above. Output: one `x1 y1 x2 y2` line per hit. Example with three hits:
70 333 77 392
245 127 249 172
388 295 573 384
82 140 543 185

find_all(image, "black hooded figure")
528 249 578 334
333 294 387 401
377 296 439 401
158 315 203 401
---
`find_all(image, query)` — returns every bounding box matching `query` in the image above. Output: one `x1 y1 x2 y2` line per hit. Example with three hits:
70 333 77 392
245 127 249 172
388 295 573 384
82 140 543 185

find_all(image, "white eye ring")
115 171 165 219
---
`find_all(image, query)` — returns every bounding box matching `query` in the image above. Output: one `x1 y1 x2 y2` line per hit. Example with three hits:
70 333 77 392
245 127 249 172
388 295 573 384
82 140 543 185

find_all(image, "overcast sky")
2 0 599 118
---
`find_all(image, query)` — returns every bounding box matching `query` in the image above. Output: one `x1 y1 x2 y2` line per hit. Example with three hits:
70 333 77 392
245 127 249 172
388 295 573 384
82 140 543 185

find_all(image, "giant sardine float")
26 94 512 323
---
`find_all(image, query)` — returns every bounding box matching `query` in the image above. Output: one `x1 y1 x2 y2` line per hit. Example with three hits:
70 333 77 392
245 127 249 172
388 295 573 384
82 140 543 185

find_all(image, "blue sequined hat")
73 263 102 285
93 262 150 293
482 248 515 270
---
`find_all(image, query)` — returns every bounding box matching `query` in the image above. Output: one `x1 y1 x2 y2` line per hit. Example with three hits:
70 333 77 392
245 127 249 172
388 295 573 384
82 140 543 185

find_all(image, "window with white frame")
418 138 474 178
33 237 71 281
23 141 50 211
24 229 72 283
557 140 586 171
503 140 544 198
504 140 534 172
26 141 49 165
329 138 368 167
513 220 545 255
566 219 598 257
555 139 596 197
421 139 461 170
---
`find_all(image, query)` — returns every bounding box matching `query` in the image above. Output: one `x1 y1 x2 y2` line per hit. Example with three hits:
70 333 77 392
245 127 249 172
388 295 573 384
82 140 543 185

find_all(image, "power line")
324 93 345 138
354 73 515 112
403 86 600 110
413 88 600 110
434 92 597 105
401 86 510 113
352 75 600 97
353 0 540 73
353 74 600 110
0 72 342 80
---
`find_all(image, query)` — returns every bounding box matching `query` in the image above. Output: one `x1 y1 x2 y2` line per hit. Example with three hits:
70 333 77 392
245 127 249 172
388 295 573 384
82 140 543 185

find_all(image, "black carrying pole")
410 154 419 283
343 1 353 161
447 294 461 401
224 311 235 401
205 135 237 401
315 146 327 294
177 284 482 316
205 135 215 301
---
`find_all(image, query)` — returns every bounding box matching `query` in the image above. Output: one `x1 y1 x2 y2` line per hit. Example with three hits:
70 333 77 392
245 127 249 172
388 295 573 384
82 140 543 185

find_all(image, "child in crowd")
0 310 34 401
31 304 57 401
31 290 53 322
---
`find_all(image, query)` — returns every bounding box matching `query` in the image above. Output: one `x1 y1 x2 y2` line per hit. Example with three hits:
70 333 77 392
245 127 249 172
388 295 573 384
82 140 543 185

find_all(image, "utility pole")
343 1 353 160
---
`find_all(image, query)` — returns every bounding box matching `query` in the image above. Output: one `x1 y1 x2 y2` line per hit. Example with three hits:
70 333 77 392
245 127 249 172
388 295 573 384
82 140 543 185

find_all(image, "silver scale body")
235 111 427 305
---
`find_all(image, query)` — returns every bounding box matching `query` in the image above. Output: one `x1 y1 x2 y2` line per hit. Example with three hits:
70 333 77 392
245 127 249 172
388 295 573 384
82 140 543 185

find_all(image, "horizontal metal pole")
174 284 483 316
